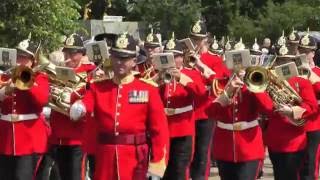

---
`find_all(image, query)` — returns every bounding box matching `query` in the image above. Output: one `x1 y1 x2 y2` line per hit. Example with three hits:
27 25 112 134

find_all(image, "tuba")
244 66 304 126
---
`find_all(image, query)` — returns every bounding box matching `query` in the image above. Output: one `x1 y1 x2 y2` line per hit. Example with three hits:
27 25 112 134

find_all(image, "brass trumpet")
0 65 35 90
12 65 35 90
183 50 198 68
162 70 172 84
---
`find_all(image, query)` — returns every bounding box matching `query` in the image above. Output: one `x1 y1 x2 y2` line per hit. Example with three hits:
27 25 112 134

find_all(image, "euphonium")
38 54 87 116
244 66 304 126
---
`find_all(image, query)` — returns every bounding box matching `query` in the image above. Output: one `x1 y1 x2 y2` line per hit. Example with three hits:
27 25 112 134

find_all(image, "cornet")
183 49 200 68
162 70 172 84
0 65 35 90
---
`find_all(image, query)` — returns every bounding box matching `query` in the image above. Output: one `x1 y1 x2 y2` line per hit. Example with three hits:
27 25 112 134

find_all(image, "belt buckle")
166 108 175 116
233 122 242 131
11 114 19 122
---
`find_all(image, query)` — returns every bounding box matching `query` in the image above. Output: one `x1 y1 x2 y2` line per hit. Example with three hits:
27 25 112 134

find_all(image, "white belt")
165 105 193 116
0 114 39 122
217 120 259 131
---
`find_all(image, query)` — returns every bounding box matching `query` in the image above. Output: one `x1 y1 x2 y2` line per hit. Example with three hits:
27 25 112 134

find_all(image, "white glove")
274 104 293 118
42 106 52 120
70 101 86 121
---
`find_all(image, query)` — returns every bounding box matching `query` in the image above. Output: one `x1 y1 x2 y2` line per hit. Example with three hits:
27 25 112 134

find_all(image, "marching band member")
70 32 169 180
159 34 207 180
0 37 49 180
48 33 95 180
297 32 320 180
136 29 162 78
206 52 274 180
263 41 318 180
189 20 230 180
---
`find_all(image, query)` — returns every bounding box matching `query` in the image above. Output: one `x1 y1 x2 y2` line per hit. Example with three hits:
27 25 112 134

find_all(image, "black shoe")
257 170 263 179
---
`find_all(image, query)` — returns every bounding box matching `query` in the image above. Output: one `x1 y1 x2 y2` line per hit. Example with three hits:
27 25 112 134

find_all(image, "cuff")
148 156 166 178
179 73 193 86
292 106 306 120
213 91 232 107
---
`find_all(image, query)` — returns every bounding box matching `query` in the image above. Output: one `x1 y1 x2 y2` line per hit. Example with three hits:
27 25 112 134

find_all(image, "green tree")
0 0 81 51
208 0 320 45
258 0 320 41
127 0 203 39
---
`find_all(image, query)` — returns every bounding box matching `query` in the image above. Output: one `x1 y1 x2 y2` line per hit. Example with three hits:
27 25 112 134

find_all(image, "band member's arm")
147 86 169 177
26 73 49 106
291 79 318 120
179 72 207 98
253 92 274 115
309 71 320 96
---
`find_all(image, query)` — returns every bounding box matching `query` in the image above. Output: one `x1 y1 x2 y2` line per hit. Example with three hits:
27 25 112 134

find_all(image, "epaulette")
90 77 109 84
139 78 159 87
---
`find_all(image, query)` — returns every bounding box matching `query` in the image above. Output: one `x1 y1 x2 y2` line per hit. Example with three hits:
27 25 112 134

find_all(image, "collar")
112 73 135 85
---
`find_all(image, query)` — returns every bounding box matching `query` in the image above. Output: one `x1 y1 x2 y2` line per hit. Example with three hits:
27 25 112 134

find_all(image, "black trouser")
217 160 260 180
190 119 214 180
51 145 86 180
0 154 40 180
36 153 61 180
269 150 304 180
163 136 193 180
300 130 320 180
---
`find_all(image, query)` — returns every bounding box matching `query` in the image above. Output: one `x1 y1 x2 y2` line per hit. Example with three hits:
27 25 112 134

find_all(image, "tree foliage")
0 0 319 50
0 0 81 51
126 0 203 39
204 0 320 45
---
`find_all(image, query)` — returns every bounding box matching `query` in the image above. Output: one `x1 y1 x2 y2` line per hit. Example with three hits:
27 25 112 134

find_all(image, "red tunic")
197 52 231 122
49 63 95 146
207 87 273 162
200 52 230 90
159 69 207 137
304 67 320 132
81 74 169 180
264 77 318 152
183 68 208 120
0 72 49 155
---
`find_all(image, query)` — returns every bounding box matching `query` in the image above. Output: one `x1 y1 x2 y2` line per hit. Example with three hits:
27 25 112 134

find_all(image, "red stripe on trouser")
314 144 320 180
81 153 87 180
33 154 43 180
255 160 263 180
